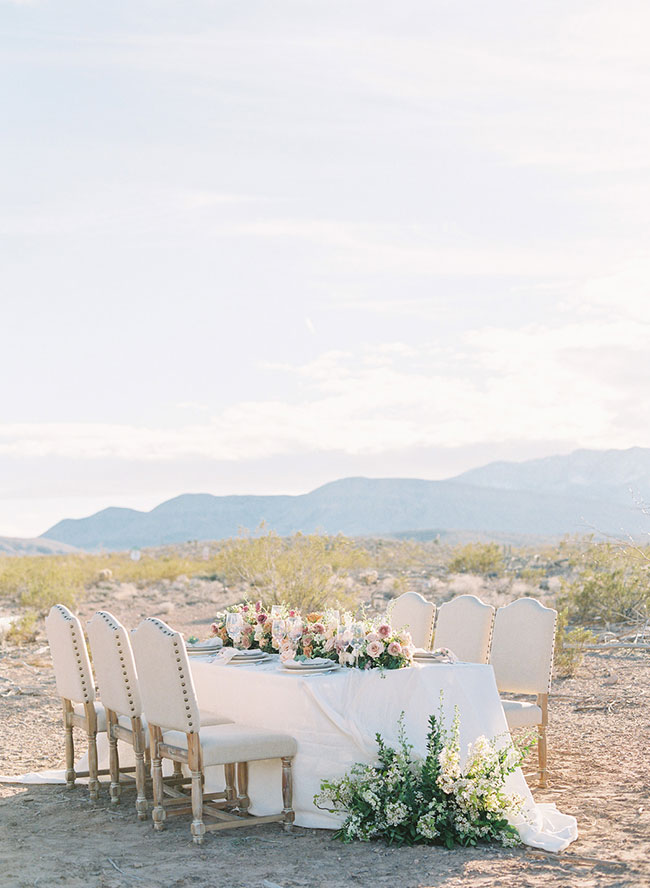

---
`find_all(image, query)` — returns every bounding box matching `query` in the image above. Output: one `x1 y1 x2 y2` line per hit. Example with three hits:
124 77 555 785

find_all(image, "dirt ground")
1 583 649 888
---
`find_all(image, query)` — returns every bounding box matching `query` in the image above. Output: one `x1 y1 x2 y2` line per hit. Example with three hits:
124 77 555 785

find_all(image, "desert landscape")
1 537 649 888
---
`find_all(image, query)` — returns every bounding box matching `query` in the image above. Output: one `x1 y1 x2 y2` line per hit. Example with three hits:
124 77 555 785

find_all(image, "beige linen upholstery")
132 617 297 844
162 724 297 766
87 611 149 816
45 604 107 800
489 597 557 786
388 591 436 650
433 595 495 664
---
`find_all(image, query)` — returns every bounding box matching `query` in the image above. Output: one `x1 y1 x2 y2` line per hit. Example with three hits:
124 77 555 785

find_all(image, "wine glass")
225 613 244 647
272 619 286 647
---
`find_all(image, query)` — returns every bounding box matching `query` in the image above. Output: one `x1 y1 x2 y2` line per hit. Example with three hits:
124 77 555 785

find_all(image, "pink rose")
240 636 251 649
289 609 296 617
313 623 325 635
387 641 402 656
378 624 391 639
366 640 385 659
210 622 219 635
243 624 253 637
257 613 267 624
255 601 262 613
242 605 249 613
365 632 379 643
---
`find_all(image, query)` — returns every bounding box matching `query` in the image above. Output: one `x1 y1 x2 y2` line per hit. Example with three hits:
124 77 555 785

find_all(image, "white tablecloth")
190 657 578 852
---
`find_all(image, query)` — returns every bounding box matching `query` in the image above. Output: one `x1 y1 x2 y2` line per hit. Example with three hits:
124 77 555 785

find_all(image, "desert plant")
212 529 370 612
448 543 505 577
553 608 595 677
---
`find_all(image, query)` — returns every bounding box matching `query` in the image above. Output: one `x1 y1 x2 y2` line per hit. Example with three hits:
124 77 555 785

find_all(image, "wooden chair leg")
87 732 100 801
224 763 237 804
150 726 166 832
188 734 205 845
62 700 76 789
133 717 148 820
236 762 249 813
281 757 295 833
538 725 548 787
107 711 121 804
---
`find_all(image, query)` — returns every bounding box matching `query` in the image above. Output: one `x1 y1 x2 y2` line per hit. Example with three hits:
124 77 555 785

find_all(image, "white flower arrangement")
315 699 534 848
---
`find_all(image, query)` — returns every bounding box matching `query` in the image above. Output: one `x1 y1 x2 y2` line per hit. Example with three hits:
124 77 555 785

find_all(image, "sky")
2 0 650 537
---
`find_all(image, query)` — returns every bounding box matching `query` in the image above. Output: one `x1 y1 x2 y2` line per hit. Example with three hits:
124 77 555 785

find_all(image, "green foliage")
0 555 90 613
212 530 370 613
553 608 595 676
315 705 533 848
560 542 650 625
6 610 39 644
448 543 505 576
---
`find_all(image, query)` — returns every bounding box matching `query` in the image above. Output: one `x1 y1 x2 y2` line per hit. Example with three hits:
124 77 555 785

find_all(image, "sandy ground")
1 582 649 888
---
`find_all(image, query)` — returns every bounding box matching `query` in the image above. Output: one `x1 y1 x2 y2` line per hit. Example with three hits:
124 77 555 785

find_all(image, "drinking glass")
226 612 244 647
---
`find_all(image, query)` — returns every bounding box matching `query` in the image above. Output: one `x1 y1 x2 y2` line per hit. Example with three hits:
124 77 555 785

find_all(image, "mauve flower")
313 623 326 635
257 613 267 624
377 624 391 639
387 641 402 656
242 605 249 613
243 624 253 636
255 601 262 613
365 632 379 643
240 636 251 649
210 622 219 635
366 640 385 659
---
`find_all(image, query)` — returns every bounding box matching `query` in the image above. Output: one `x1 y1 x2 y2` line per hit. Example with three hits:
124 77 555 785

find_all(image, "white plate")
281 661 340 673
283 657 334 669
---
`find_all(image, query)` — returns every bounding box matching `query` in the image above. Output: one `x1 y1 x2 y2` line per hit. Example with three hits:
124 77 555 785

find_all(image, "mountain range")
35 447 650 552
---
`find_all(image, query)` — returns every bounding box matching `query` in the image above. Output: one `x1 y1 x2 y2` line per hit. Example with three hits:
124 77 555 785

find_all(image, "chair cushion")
162 723 297 766
502 699 543 729
198 710 233 728
72 702 107 732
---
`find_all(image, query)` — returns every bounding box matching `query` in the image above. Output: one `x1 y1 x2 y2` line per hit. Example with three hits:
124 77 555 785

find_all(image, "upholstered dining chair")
86 611 150 817
388 591 436 650
433 595 495 664
45 603 109 800
131 617 297 844
489 597 557 786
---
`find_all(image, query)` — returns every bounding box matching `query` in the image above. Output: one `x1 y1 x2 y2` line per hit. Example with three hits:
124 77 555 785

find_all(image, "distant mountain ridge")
41 447 650 551
0 536 80 556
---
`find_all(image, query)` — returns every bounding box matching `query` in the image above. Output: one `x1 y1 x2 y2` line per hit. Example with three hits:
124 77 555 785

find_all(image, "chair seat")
73 701 110 733
162 723 297 766
502 699 543 729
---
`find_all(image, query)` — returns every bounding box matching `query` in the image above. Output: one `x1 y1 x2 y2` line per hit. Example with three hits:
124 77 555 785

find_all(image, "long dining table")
189 654 578 852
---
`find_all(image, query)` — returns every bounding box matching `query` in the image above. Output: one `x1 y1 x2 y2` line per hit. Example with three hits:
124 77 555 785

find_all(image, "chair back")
131 618 200 733
433 595 495 663
87 611 143 719
489 597 557 695
45 604 96 704
388 591 436 649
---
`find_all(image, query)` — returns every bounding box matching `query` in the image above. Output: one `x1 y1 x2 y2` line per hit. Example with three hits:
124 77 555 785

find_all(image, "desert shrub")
553 608 595 677
448 543 505 577
212 530 370 612
6 610 39 644
0 555 91 613
560 543 650 625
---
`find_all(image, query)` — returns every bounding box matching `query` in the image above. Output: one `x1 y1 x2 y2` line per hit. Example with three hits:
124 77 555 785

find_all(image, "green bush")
212 530 370 613
448 543 505 576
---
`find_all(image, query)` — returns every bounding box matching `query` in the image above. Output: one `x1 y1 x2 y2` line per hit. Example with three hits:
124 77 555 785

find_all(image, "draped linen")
189 658 577 852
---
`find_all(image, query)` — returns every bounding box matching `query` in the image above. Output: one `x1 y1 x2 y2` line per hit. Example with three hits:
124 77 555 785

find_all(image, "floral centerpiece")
315 703 534 848
210 602 415 671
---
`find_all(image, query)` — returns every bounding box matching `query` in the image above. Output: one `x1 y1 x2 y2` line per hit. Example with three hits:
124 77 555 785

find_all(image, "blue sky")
2 0 650 536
